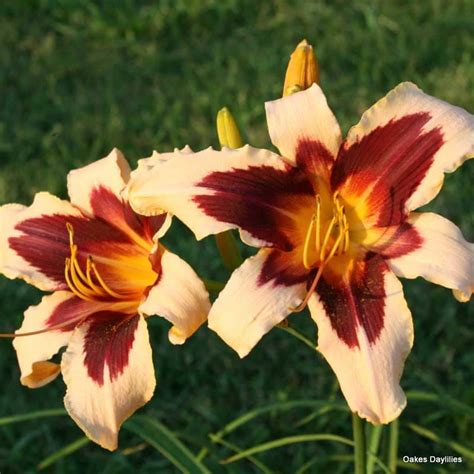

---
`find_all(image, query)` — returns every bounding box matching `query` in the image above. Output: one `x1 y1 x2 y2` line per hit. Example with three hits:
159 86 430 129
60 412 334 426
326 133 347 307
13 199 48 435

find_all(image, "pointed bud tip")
216 106 243 149
283 39 320 96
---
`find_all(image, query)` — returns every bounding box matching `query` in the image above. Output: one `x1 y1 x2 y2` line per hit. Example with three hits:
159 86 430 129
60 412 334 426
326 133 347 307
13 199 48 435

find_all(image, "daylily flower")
126 83 473 424
0 149 210 450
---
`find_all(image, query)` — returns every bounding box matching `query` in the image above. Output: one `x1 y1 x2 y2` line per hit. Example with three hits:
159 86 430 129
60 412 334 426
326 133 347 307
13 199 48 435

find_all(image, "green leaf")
0 408 67 426
37 436 90 470
125 415 211 473
407 423 474 461
407 391 474 418
211 400 348 442
211 436 273 474
221 434 353 464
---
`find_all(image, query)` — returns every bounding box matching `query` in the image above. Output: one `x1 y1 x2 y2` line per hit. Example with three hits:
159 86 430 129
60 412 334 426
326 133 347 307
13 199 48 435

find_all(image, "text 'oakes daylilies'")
127 82 474 425
0 150 210 450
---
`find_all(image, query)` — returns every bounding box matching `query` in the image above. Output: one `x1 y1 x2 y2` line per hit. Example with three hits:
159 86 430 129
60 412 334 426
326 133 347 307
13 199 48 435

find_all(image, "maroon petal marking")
83 312 139 386
370 222 423 259
46 296 100 332
9 214 133 288
90 185 163 240
194 165 314 251
332 113 444 226
317 254 387 348
259 249 309 287
296 139 335 185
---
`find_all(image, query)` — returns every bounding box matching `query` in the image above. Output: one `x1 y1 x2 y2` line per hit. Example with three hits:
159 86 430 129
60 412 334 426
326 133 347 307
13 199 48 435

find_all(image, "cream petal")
67 148 131 216
0 193 82 291
61 314 155 451
127 145 294 248
388 212 473 301
265 83 342 166
138 250 210 344
208 249 306 358
309 260 413 424
337 82 474 214
13 292 110 388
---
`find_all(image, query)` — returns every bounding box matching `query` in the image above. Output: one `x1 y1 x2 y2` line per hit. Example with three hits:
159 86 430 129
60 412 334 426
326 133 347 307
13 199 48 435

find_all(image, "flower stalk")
352 413 367 474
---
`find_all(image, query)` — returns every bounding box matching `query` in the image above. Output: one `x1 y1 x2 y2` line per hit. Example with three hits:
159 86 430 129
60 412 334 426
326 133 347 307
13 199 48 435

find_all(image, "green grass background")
0 0 473 472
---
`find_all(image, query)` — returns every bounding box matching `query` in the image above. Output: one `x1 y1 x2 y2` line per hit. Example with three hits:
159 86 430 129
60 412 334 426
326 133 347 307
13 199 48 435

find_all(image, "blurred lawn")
0 0 473 472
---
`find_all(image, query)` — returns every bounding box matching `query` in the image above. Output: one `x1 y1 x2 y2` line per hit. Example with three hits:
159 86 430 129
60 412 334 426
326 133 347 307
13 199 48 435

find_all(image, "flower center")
64 223 132 303
302 191 350 269
293 192 350 312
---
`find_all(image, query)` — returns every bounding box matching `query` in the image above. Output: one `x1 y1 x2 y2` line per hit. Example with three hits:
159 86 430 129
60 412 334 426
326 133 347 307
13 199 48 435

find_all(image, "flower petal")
333 82 474 226
208 248 307 358
69 150 170 245
388 212 473 302
127 145 313 250
309 255 413 424
0 193 82 291
13 291 103 388
138 250 210 344
61 313 155 451
265 84 342 178
67 148 131 216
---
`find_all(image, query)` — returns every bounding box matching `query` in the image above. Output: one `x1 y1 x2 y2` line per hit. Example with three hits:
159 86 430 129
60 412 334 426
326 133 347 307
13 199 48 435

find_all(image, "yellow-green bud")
216 107 243 149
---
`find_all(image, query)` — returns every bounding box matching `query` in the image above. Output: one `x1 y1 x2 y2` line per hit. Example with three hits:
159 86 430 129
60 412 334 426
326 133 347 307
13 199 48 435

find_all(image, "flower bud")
216 107 243 149
282 39 320 96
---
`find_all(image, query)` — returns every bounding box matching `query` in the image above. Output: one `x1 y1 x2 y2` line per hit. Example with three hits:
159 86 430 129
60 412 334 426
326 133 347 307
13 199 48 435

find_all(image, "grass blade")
210 436 273 474
212 400 347 442
125 415 211 473
406 391 474 418
221 433 353 464
0 409 67 426
407 423 474 461
37 436 90 470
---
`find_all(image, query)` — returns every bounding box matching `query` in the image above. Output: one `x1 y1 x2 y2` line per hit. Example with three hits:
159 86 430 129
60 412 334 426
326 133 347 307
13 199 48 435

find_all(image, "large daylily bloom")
0 149 210 450
127 83 474 424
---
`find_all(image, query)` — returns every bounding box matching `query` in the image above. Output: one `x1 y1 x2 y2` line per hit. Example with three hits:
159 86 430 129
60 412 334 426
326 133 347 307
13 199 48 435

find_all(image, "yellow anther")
66 222 74 247
302 214 316 270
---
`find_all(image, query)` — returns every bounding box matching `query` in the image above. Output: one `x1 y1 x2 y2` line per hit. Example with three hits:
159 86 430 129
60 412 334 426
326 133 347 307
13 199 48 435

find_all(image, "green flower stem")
388 418 399 473
352 413 367 474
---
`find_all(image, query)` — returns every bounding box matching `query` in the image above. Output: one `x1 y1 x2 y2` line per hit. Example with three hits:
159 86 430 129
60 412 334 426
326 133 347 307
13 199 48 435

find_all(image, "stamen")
89 258 130 300
64 259 95 302
293 227 345 313
315 195 321 254
320 216 336 261
69 248 100 298
302 214 316 270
